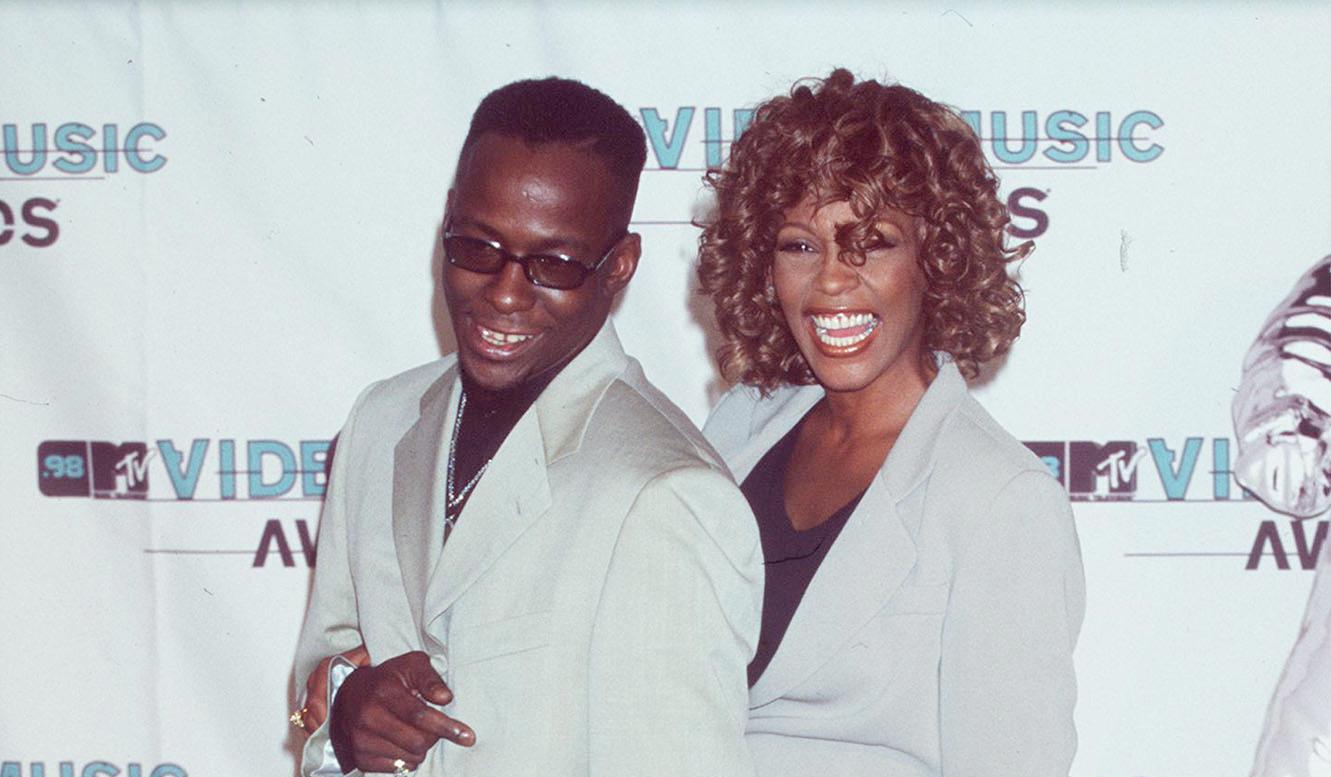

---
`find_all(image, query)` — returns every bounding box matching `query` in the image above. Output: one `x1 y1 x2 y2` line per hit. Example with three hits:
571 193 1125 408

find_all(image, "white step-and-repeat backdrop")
3 3 1330 776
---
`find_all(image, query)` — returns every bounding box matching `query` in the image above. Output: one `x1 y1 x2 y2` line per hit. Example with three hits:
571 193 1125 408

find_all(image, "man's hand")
300 644 371 733
329 650 476 774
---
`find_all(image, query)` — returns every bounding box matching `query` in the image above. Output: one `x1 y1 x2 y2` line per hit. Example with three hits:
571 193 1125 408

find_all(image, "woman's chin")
806 361 889 394
802 340 929 397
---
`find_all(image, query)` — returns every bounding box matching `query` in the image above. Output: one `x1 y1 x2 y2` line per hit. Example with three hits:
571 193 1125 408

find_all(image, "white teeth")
815 326 877 347
810 312 877 330
479 326 534 346
810 312 879 348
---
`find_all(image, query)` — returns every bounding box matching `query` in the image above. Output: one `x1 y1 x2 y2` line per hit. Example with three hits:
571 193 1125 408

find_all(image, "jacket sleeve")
939 468 1086 777
302 658 362 777
587 466 763 777
292 383 379 776
1251 559 1331 777
701 384 761 461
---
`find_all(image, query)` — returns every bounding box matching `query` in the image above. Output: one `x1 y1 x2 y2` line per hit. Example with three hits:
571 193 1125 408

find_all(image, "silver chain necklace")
445 390 490 520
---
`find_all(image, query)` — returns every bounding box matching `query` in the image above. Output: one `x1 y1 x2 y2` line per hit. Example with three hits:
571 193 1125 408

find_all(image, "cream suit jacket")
703 361 1085 777
293 324 762 777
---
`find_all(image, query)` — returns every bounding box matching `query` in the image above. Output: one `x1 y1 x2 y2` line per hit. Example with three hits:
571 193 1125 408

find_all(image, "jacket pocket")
448 610 551 667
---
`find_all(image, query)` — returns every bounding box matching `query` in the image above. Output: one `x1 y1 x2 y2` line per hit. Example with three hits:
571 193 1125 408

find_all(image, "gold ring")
289 708 308 730
392 758 412 776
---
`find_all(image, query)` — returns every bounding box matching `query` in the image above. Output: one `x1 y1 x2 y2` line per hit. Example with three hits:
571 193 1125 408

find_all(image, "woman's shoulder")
930 390 1063 503
918 391 1078 583
702 382 815 458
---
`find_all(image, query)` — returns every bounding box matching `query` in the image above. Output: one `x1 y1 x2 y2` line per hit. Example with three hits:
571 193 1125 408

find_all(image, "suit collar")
532 321 629 465
392 359 461 644
878 358 967 501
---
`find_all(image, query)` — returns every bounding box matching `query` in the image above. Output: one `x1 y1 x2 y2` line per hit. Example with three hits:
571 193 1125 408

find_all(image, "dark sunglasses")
442 224 624 290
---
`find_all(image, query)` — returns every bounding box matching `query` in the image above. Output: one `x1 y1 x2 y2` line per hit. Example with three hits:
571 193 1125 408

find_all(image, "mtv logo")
90 441 151 498
1069 441 1140 499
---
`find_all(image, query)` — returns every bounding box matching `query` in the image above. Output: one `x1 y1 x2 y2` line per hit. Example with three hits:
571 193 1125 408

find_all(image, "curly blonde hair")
698 69 1026 392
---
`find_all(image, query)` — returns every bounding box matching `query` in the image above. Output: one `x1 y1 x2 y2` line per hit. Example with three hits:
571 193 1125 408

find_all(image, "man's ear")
599 232 641 298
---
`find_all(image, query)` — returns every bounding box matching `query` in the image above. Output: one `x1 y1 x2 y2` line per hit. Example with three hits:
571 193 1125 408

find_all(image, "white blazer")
704 361 1085 777
294 323 762 777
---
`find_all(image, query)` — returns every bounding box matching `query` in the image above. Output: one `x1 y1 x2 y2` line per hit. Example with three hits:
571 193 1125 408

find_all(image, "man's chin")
457 351 528 392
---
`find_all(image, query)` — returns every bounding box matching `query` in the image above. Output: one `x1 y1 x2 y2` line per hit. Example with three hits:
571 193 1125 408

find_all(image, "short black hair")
460 77 647 213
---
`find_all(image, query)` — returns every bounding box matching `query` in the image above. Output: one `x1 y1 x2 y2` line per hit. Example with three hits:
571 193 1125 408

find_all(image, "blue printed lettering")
1095 112 1113 162
1043 111 1088 163
990 111 1038 164
125 123 167 173
158 439 209 499
102 124 119 173
300 440 330 497
219 439 237 499
1148 437 1203 500
3 123 47 175
1119 110 1164 162
248 440 297 498
640 107 694 169
732 108 754 143
704 107 723 169
54 123 97 174
1212 437 1231 499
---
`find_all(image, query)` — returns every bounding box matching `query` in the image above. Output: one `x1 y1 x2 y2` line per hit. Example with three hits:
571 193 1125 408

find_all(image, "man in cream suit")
292 78 762 777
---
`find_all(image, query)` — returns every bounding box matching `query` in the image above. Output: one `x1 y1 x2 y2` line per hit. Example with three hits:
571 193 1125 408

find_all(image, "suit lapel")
418 322 630 635
392 364 461 642
748 475 917 707
747 360 969 708
422 408 553 630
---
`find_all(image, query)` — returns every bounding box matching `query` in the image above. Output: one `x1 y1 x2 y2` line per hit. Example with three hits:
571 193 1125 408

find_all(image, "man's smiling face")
443 132 639 391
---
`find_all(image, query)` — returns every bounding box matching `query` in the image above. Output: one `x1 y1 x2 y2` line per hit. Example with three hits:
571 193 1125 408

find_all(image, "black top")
741 410 866 688
448 366 560 523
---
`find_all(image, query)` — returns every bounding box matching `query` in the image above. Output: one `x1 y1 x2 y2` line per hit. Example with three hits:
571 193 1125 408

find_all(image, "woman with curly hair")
698 69 1085 776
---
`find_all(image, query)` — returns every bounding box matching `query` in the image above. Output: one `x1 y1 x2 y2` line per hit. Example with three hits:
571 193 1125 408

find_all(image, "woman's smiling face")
772 197 930 395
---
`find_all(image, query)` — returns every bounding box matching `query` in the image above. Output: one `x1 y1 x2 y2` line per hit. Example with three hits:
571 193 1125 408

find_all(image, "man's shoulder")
355 355 456 410
584 368 729 478
582 373 757 568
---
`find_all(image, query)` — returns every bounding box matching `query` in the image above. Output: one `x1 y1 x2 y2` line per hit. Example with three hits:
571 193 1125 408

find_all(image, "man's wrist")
329 665 370 774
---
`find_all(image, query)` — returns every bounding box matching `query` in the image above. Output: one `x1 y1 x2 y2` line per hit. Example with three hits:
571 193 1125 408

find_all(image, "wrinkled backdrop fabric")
2 4 1330 776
